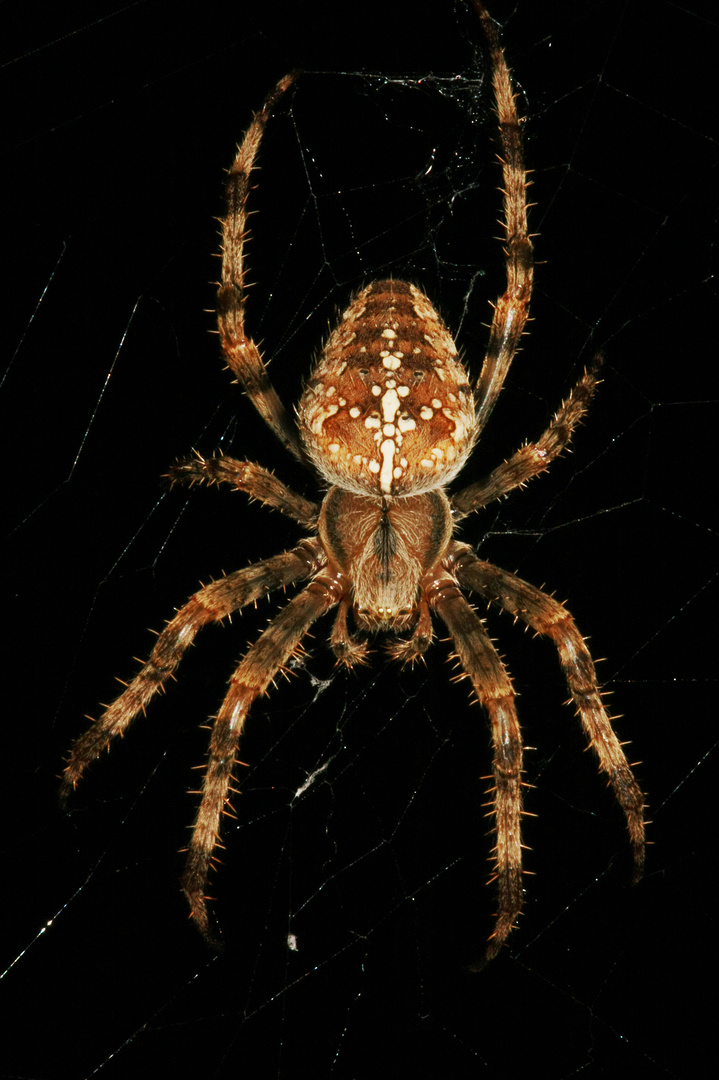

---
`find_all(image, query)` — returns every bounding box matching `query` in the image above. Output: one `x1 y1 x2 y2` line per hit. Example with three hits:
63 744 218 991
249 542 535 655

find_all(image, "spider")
62 1 645 963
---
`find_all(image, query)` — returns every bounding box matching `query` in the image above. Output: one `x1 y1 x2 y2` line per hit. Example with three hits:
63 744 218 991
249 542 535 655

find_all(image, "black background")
3 1 717 1077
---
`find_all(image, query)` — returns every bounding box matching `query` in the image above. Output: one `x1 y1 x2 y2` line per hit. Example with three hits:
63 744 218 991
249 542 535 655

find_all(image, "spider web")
3 0 717 1076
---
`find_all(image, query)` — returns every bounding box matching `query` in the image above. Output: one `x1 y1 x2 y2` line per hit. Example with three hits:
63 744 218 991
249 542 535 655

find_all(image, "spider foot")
182 864 225 951
384 633 430 665
187 906 225 952
330 600 370 668
166 451 237 488
466 910 520 973
629 832 646 884
483 868 524 964
385 602 433 665
331 634 370 668
58 770 76 810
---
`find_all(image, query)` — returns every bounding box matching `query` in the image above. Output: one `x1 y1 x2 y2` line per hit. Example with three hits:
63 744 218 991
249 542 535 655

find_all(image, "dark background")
3 1 717 1077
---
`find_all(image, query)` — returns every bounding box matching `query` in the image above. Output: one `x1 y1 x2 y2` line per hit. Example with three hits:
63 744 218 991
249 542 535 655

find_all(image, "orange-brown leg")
428 573 524 962
451 547 645 878
216 73 305 460
473 0 534 435
168 452 318 529
452 358 602 519
61 540 324 802
182 575 342 941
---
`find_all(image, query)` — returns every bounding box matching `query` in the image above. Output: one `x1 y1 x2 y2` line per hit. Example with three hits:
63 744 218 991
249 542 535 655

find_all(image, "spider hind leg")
427 570 525 962
451 546 646 882
182 573 343 942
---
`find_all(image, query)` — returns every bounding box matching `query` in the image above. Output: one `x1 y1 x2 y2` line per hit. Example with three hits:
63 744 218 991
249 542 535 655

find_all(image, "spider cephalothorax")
62 2 644 964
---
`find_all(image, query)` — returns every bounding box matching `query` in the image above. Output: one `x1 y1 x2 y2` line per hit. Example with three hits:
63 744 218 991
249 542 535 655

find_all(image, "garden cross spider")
62 1 645 963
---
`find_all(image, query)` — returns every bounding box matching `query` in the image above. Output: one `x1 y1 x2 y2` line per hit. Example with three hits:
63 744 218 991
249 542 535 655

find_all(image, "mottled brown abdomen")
300 281 477 497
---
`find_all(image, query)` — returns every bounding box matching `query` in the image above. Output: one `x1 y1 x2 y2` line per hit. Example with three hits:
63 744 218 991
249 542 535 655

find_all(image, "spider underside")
62 1 644 964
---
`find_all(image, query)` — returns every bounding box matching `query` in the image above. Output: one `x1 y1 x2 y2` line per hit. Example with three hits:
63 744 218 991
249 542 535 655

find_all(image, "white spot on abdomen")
381 387 400 422
379 439 395 493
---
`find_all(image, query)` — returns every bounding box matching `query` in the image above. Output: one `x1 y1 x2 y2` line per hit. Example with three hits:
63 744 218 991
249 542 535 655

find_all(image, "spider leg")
451 357 602 519
330 597 370 667
449 545 645 878
60 540 325 803
427 571 524 963
385 599 434 664
182 572 343 941
217 72 306 462
168 451 318 529
473 1 534 436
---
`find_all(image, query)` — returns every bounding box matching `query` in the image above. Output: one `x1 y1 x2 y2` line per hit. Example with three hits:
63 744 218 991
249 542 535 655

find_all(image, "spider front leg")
60 540 325 803
182 571 344 941
450 546 645 878
168 452 318 529
427 571 524 963
473 0 534 436
217 72 305 462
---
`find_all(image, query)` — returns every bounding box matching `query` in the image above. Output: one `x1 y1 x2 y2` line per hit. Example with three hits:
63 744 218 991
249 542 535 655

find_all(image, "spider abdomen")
299 280 477 497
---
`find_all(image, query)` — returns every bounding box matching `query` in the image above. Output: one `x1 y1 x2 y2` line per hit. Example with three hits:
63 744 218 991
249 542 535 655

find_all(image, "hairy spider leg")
182 570 345 940
451 547 645 878
216 72 305 461
472 0 534 437
427 569 524 963
452 358 603 518
61 541 325 801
